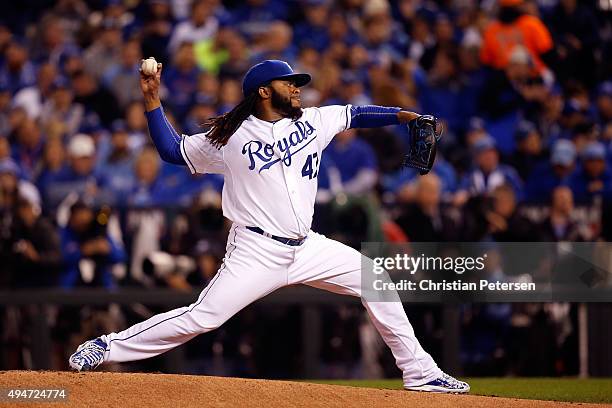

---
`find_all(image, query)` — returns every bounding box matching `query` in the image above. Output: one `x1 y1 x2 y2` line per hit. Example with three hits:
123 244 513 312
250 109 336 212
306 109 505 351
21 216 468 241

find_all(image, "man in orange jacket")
480 0 554 75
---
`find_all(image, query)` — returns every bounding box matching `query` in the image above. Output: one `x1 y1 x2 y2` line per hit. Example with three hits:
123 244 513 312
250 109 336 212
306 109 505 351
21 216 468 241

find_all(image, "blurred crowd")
0 0 611 377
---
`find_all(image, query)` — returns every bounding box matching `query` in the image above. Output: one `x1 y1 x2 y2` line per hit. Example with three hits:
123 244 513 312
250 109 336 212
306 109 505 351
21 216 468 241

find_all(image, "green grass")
308 378 612 404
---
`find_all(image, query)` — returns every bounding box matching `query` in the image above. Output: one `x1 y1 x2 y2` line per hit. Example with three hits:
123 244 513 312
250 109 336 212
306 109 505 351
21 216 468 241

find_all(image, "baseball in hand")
141 57 158 76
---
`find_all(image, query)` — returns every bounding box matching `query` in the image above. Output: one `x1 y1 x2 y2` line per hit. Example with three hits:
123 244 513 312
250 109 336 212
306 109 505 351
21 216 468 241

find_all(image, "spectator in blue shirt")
59 200 126 288
327 11 360 50
162 41 201 122
41 133 111 208
558 99 591 142
325 128 377 195
101 38 142 109
0 39 37 95
11 119 44 180
167 0 219 54
96 120 137 206
39 77 85 138
567 141 612 204
293 0 330 52
507 121 548 181
59 47 85 78
539 186 591 241
228 0 289 38
128 146 170 208
83 19 123 81
35 138 64 198
183 92 216 134
124 101 149 152
173 172 225 208
31 16 80 68
457 30 488 129
331 72 372 106
455 136 523 206
413 48 464 134
448 117 489 174
382 155 457 202
525 139 576 204
361 5 409 65
13 62 57 121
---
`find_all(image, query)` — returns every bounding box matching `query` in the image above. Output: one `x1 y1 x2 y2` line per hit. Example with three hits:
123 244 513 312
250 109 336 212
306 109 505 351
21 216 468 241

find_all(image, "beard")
270 88 303 120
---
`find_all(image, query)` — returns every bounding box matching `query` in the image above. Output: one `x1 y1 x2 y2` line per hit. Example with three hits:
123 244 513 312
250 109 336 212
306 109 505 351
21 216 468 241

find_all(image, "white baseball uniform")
99 105 442 386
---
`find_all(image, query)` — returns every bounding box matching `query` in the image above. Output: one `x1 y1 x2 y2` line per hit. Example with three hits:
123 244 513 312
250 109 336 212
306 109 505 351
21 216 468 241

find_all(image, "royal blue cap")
514 120 537 141
50 76 70 90
562 100 586 116
551 139 576 166
242 60 311 97
473 135 496 154
79 112 104 134
582 141 606 160
468 117 485 132
111 119 127 133
0 159 20 176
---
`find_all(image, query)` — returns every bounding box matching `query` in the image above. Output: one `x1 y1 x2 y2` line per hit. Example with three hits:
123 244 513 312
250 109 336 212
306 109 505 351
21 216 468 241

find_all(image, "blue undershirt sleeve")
349 105 402 129
144 107 186 165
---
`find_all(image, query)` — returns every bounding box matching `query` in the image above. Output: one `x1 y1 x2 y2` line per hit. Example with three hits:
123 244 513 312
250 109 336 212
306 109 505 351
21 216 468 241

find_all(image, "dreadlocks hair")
203 92 259 149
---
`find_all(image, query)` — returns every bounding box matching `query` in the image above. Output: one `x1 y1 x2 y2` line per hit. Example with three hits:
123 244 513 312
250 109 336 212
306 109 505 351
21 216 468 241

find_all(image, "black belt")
246 226 306 246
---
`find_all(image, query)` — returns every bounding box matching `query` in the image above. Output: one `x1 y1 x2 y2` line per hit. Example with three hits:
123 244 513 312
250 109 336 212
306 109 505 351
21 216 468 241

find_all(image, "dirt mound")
0 371 606 408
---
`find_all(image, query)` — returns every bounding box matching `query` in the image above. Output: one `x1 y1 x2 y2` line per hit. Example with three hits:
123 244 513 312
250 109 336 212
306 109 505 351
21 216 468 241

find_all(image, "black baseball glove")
403 114 443 175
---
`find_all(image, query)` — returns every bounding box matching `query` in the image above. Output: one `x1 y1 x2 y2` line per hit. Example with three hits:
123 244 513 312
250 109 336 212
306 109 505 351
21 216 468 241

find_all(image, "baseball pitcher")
69 59 468 393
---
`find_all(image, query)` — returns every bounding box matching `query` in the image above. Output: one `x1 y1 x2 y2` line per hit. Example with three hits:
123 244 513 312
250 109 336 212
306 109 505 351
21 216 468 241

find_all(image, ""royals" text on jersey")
241 120 317 173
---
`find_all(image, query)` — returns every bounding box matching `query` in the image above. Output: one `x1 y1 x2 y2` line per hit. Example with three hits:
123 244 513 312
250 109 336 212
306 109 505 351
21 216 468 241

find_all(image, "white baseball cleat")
69 337 107 372
405 372 470 394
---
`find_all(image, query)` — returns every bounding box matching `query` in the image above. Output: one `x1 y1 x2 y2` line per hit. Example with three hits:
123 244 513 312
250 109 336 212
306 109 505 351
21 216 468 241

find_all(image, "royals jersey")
180 105 352 238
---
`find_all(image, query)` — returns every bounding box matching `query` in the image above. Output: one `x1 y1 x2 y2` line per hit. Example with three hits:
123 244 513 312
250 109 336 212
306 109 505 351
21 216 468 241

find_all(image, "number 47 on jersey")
301 152 319 179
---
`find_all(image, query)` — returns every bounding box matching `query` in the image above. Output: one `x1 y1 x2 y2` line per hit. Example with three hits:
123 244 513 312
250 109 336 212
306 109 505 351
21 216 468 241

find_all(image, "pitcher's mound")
0 371 604 407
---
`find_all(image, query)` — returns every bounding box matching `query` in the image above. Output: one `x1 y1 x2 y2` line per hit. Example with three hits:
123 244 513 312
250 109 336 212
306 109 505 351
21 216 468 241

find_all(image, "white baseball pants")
100 224 442 386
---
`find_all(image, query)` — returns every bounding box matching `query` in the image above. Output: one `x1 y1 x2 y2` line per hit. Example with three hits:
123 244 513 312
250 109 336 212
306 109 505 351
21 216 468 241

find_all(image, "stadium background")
0 0 611 380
